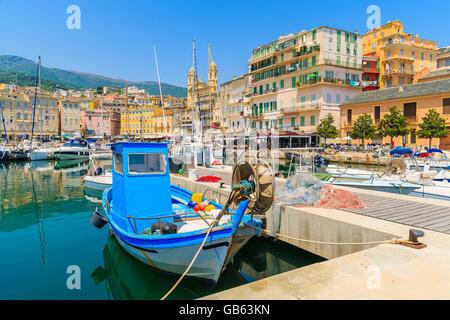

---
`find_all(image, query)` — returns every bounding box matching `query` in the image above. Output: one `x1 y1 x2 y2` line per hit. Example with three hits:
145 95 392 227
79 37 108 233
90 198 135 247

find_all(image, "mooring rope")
160 219 216 300
243 222 399 246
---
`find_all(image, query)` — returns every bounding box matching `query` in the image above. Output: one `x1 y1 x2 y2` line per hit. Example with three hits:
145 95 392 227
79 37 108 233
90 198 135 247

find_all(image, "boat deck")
343 192 450 235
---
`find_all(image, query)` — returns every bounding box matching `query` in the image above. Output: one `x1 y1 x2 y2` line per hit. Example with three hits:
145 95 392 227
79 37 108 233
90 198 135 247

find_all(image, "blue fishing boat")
92 142 275 284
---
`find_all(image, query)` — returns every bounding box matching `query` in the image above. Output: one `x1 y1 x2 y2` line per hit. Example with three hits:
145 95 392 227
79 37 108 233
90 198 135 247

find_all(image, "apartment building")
437 46 450 68
0 91 58 141
248 26 363 145
363 20 438 89
58 99 85 138
340 79 450 149
219 74 251 131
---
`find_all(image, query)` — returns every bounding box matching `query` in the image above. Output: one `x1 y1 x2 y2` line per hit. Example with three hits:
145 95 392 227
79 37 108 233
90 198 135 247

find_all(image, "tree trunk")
390 137 394 150
429 138 432 149
362 138 365 152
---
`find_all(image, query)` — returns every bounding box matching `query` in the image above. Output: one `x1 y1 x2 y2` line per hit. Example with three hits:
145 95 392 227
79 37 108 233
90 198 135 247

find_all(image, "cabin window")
114 153 123 174
128 153 166 175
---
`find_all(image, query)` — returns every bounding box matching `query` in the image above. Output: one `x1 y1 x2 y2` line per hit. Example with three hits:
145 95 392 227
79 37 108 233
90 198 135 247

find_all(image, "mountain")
0 72 74 91
0 55 187 97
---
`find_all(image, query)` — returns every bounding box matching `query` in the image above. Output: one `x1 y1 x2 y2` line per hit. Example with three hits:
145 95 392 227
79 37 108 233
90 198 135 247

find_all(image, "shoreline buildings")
362 20 438 89
247 26 364 146
340 78 450 149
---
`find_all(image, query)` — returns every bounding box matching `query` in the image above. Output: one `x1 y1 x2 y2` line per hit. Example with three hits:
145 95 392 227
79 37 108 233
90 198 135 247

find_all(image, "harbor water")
0 160 324 300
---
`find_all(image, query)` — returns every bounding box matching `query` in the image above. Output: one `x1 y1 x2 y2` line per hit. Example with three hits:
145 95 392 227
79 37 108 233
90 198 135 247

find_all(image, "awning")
50 135 60 138
63 134 72 138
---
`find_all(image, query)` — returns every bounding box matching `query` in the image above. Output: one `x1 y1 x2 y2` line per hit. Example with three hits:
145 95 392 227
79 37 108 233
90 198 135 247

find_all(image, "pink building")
82 109 114 137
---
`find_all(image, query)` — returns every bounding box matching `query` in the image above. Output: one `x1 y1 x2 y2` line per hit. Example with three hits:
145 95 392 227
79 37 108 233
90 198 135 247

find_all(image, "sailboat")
91 142 275 284
30 56 56 161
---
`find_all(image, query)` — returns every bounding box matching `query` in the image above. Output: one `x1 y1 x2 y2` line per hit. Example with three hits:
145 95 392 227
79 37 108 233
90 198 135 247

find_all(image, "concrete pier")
170 170 450 300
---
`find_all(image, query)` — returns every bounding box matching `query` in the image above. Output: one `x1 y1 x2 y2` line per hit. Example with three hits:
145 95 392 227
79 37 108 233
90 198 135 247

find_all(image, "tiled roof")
341 78 450 106
420 67 450 79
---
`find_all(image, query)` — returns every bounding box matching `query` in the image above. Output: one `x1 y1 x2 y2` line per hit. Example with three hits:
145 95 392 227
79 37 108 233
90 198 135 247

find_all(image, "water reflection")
91 234 324 300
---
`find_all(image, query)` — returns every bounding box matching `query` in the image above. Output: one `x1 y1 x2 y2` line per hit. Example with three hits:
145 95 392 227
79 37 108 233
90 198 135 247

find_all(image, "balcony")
292 45 320 58
296 76 363 88
322 58 363 70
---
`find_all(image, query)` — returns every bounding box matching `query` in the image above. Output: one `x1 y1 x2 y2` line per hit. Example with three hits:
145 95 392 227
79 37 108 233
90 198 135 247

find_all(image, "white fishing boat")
83 172 112 191
320 174 421 195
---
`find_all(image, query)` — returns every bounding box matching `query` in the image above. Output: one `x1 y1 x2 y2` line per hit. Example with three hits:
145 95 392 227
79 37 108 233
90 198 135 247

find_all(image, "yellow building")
0 91 59 141
363 20 438 89
120 104 153 137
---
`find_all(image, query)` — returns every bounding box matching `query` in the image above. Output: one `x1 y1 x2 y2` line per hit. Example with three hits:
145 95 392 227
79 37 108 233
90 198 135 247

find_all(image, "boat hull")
55 151 90 160
30 150 55 161
110 224 257 284
83 175 112 191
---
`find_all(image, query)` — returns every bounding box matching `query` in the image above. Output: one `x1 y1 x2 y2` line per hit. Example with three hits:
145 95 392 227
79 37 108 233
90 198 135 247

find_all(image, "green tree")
350 113 376 151
417 109 449 149
96 86 104 95
377 106 410 149
317 113 338 147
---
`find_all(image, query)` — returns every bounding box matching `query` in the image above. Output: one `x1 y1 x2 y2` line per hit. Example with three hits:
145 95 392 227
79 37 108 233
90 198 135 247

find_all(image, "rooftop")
341 78 450 106
420 67 450 80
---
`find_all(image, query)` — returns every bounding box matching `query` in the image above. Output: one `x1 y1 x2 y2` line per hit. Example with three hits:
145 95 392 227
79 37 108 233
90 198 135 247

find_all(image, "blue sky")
0 0 449 89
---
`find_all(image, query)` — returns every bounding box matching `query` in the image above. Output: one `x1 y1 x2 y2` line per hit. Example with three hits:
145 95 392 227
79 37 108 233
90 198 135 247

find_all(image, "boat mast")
39 58 42 142
154 45 168 143
30 56 41 146
125 81 129 140
191 40 195 139
100 95 103 139
0 97 7 144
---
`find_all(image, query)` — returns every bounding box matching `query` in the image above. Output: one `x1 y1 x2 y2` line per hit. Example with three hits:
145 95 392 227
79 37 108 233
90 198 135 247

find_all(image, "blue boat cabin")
110 142 173 232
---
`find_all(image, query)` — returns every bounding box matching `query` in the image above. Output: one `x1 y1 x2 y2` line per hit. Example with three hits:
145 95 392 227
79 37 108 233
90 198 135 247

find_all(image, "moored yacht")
55 139 90 160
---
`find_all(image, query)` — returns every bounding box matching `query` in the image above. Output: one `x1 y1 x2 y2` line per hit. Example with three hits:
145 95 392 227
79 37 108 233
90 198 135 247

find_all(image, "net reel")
214 159 275 222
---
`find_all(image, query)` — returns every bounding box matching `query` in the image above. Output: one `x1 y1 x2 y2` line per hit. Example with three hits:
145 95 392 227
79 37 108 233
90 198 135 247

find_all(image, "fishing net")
276 173 365 209
275 173 323 206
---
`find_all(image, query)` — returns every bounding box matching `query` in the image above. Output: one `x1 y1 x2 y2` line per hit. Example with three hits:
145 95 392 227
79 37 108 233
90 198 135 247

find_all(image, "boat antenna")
30 56 41 146
154 45 168 143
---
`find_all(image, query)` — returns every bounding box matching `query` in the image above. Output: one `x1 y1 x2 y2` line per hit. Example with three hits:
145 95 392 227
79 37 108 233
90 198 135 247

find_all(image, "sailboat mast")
30 56 40 146
39 58 42 141
100 96 103 138
125 81 129 139
0 97 7 144
192 40 195 138
154 45 168 143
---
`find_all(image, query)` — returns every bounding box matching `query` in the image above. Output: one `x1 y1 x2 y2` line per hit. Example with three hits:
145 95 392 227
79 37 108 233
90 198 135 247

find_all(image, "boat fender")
94 167 103 176
151 221 178 235
90 211 108 229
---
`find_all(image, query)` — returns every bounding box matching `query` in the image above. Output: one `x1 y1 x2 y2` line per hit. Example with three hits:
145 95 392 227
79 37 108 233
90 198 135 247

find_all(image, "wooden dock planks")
343 193 450 234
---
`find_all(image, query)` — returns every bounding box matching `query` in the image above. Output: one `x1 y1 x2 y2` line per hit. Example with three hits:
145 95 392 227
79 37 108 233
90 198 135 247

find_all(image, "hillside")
0 55 187 97
0 72 74 91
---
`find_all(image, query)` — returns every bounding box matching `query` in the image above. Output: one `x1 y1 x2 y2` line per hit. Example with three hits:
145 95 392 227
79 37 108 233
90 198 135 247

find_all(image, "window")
310 115 316 126
114 153 123 174
443 98 450 114
410 130 416 144
326 93 332 104
347 109 352 124
403 102 417 119
291 118 295 127
336 94 341 104
300 116 305 126
292 77 296 88
280 80 284 88
374 106 380 122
